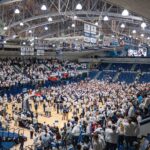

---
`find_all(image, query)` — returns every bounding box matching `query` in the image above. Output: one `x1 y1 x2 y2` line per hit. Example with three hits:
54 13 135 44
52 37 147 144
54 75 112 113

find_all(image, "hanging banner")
84 24 97 44
37 50 45 56
21 47 34 55
84 24 91 33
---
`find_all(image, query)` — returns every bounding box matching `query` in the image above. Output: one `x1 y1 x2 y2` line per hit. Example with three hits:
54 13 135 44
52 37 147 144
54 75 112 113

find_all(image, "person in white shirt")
72 124 81 149
105 124 118 150
92 133 105 150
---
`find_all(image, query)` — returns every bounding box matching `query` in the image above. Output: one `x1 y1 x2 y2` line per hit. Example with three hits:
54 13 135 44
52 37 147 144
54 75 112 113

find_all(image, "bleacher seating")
117 72 137 83
99 63 109 70
134 64 150 72
109 63 133 71
139 73 150 83
89 70 98 79
96 63 150 84
97 70 116 81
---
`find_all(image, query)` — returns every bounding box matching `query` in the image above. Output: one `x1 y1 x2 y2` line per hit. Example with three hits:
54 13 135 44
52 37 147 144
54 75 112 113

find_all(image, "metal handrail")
24 145 34 150
18 128 24 136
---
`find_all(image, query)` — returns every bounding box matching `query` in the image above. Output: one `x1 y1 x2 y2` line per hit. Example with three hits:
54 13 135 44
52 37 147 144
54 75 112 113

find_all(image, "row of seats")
117 72 137 83
99 63 150 72
90 63 150 83
97 71 116 81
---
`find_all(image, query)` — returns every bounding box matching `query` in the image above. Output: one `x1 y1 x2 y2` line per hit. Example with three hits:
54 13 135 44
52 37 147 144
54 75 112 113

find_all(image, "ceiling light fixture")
3 40 7 44
141 22 147 29
103 16 109 21
132 30 136 34
120 23 125 28
44 26 48 30
48 17 52 22
23 42 26 45
71 23 75 28
141 34 144 37
122 9 129 16
20 22 24 26
41 4 47 11
14 8 20 14
28 30 32 33
95 22 98 26
3 26 8 30
13 35 17 39
73 16 78 20
30 42 34 46
76 3 82 10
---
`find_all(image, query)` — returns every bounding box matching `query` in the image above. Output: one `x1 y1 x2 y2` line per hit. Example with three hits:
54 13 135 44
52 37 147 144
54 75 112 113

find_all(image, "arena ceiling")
0 0 150 43
106 0 150 20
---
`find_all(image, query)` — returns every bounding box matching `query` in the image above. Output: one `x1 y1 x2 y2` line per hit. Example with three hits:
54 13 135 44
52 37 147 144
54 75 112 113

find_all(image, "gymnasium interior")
0 0 150 150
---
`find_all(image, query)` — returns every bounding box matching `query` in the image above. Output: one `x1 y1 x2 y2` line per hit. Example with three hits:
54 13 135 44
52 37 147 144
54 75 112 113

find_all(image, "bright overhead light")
3 26 8 30
28 30 32 33
122 9 129 16
141 22 147 29
35 37 38 39
132 30 136 34
71 23 75 27
20 22 24 26
95 22 98 26
120 23 125 28
23 42 26 45
44 26 48 30
112 35 115 38
129 35 132 38
14 8 20 14
103 16 109 21
30 42 34 46
13 35 17 39
41 4 47 11
30 38 34 42
3 40 6 44
76 3 82 10
48 17 52 22
147 37 150 40
141 34 144 37
73 15 78 20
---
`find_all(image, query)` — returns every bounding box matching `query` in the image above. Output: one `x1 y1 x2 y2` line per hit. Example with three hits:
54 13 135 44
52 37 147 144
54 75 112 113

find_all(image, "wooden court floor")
6 101 103 150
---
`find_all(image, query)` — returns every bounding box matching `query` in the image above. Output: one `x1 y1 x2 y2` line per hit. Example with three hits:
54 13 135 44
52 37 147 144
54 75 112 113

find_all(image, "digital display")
128 47 147 57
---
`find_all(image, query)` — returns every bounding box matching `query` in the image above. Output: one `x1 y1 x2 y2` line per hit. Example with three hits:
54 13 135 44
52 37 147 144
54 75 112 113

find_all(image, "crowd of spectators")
0 79 149 150
0 58 87 90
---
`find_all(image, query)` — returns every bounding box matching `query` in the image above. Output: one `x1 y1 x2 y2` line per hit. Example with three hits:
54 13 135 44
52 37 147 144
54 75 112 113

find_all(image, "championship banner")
21 47 34 56
91 26 96 34
84 24 91 33
37 50 45 56
84 24 97 44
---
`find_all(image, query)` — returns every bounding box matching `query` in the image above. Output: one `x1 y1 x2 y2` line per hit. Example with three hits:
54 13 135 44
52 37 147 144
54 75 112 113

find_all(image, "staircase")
113 71 121 82
106 63 112 70
94 71 101 79
13 65 21 73
44 64 50 70
131 64 136 71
